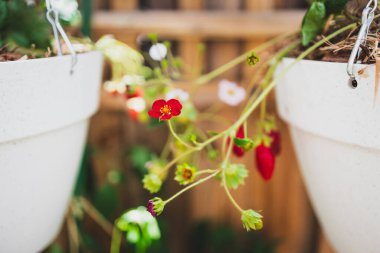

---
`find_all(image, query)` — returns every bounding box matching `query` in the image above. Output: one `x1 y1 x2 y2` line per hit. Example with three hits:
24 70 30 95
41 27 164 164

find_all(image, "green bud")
147 197 165 216
143 173 162 193
241 209 263 231
246 52 260 66
220 164 248 190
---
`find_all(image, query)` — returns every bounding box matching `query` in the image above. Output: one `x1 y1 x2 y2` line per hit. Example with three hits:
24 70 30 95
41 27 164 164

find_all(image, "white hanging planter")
276 58 380 253
0 51 103 253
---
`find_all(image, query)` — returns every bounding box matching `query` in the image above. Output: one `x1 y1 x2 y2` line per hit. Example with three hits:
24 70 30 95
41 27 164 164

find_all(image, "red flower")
255 144 275 181
268 130 281 156
148 99 182 121
231 126 245 157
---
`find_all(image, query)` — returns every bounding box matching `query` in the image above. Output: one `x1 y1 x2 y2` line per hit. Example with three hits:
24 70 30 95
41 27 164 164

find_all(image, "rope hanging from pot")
347 0 378 88
45 0 77 73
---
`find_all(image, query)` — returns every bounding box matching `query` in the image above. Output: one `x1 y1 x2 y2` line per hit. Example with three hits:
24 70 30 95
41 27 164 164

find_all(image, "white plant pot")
0 51 103 253
275 58 380 253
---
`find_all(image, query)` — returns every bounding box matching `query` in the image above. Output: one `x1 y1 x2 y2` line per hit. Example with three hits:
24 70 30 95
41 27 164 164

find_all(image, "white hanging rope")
45 0 77 73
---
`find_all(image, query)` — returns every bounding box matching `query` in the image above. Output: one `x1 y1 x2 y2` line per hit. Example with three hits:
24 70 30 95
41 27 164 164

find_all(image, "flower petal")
167 99 182 110
148 110 161 119
171 107 181 116
152 99 166 111
160 114 172 120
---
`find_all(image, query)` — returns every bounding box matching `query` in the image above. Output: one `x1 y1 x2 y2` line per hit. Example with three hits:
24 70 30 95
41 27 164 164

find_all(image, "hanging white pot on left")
0 51 103 253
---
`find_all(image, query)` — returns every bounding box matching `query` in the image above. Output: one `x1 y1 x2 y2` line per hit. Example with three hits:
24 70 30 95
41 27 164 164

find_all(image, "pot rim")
0 50 100 66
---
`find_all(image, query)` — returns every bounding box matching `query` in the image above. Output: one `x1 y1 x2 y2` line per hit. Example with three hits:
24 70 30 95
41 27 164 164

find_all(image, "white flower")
104 80 126 95
218 80 246 106
126 97 146 112
51 0 80 22
165 88 189 103
149 43 167 61
122 74 145 86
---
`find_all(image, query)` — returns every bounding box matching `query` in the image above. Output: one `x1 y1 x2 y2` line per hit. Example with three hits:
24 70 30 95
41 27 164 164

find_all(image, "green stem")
110 226 122 253
221 133 234 168
168 120 194 149
79 197 113 236
260 98 267 122
196 169 219 176
165 170 220 204
160 135 172 159
194 32 296 86
221 135 244 213
223 173 244 213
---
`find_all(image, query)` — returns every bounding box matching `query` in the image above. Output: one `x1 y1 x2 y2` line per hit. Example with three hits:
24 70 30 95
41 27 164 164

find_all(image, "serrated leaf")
222 164 248 190
301 1 327 46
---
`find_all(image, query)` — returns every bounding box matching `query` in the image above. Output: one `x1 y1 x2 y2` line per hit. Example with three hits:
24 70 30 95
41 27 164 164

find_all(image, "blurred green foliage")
0 0 50 49
190 221 279 253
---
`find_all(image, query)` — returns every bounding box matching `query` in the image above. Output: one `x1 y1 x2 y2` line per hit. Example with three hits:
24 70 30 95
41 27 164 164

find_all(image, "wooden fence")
88 1 336 253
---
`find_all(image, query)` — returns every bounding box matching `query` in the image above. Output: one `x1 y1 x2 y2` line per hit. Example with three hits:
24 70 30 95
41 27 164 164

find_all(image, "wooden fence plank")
92 10 304 39
110 0 138 10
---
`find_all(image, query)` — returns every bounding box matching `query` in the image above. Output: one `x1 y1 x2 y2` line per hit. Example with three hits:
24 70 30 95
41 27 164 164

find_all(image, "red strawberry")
255 144 275 181
125 86 143 99
268 130 281 156
228 126 245 157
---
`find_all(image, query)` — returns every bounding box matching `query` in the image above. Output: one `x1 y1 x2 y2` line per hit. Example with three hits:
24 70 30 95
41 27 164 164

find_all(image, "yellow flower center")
182 168 193 180
227 89 236 96
160 105 171 115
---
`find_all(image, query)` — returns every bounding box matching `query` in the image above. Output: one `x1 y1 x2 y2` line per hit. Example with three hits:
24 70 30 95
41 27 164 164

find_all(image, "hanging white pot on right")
275 58 380 253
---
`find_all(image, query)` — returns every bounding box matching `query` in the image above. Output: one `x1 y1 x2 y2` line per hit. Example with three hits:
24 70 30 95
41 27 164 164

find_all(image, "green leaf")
93 183 118 219
326 0 348 15
301 1 327 46
221 164 248 190
127 225 140 243
207 149 219 161
48 244 65 253
81 233 101 253
0 1 7 27
233 138 254 151
129 146 153 176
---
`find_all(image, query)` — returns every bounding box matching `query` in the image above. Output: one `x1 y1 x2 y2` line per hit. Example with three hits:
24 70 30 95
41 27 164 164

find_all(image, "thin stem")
79 197 113 236
221 133 234 168
67 213 80 253
196 169 219 176
221 134 228 159
221 135 244 213
110 226 122 253
160 135 172 159
165 170 220 204
194 32 297 86
223 173 244 213
168 120 194 149
260 98 266 121
243 121 248 137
